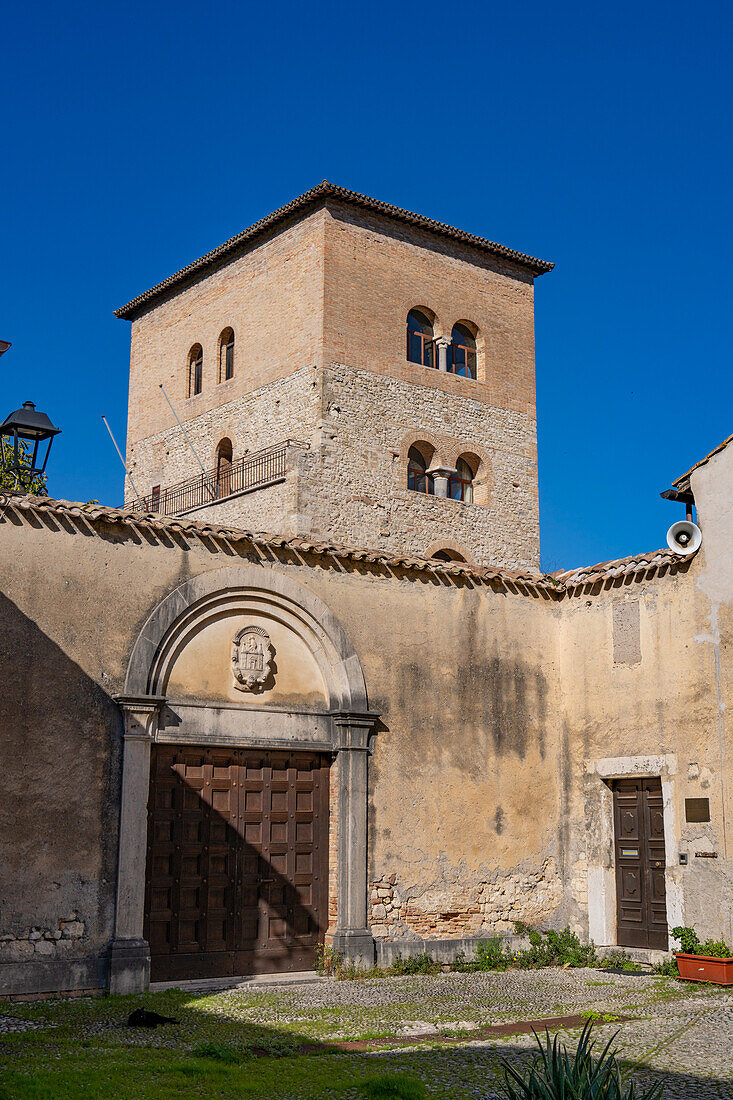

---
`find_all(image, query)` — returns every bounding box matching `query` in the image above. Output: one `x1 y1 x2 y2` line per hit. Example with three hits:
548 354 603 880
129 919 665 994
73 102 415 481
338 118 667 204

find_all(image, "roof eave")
114 182 554 320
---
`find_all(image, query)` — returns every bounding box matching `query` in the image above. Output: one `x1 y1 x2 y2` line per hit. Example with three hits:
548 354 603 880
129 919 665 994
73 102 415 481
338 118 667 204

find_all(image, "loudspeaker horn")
666 520 702 556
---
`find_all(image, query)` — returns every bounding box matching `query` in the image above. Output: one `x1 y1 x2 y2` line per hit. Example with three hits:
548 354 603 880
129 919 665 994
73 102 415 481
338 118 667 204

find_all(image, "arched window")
449 456 475 503
216 437 233 497
432 548 466 562
406 309 435 368
407 444 434 494
219 328 235 382
450 323 477 379
188 344 203 396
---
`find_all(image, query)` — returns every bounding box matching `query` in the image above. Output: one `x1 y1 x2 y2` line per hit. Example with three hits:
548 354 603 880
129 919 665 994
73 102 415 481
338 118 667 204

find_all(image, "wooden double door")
144 746 329 981
612 777 668 950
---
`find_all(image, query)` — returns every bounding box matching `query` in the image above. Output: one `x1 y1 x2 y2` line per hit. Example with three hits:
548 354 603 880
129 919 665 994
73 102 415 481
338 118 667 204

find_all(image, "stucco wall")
1 459 731 993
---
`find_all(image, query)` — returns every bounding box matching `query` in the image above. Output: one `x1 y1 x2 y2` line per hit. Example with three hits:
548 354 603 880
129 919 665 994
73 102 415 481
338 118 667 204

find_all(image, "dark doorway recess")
612 777 668 950
145 746 330 981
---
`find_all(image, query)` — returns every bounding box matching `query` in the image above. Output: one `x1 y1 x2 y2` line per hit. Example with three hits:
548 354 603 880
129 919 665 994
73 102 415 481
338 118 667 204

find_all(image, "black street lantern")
0 400 61 492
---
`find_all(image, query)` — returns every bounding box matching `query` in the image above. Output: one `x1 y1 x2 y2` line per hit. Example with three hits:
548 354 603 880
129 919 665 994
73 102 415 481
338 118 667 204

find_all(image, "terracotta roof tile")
672 432 733 494
114 182 554 319
553 547 688 588
0 494 691 597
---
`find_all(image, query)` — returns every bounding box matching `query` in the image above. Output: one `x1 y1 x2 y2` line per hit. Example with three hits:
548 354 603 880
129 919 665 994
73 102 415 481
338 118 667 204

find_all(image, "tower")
117 183 552 569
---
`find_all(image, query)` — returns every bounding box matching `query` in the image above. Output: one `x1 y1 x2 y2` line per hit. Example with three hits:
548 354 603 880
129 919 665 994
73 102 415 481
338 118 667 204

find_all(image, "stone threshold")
149 970 326 993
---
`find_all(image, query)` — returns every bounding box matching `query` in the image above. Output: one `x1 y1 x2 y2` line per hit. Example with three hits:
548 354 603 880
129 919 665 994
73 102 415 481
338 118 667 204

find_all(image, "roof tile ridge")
672 431 733 490
0 492 560 592
115 182 554 318
555 546 688 586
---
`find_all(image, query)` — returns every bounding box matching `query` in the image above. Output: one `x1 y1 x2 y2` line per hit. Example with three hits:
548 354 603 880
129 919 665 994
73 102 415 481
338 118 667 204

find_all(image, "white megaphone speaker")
666 520 702 556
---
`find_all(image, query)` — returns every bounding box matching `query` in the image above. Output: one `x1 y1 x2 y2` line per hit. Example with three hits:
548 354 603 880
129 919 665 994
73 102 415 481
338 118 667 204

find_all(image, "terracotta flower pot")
675 953 733 985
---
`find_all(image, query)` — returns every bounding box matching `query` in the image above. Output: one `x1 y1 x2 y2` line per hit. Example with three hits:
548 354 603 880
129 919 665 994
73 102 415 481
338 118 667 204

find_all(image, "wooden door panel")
613 777 668 950
145 746 329 982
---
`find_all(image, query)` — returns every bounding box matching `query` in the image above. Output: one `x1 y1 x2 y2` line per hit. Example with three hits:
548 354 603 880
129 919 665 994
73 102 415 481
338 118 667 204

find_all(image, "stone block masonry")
312 362 539 568
0 915 86 963
132 358 539 568
126 366 319 507
368 860 563 942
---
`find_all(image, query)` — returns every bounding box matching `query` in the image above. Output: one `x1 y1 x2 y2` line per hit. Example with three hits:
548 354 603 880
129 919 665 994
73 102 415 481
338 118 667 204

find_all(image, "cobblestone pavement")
219 968 733 1098
2 969 731 1097
0 1015 43 1033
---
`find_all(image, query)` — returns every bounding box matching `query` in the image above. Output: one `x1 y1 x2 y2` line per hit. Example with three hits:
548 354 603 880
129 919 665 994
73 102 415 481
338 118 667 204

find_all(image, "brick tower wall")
123 197 542 568
125 209 326 502
314 204 540 568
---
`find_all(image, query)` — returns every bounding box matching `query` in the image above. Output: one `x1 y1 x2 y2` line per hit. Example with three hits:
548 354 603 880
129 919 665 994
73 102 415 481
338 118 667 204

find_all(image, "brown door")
144 746 329 982
613 777 668 950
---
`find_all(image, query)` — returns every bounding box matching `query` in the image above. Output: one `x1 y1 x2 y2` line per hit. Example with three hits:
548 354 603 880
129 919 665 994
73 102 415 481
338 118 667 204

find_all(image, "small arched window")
188 344 203 397
432 548 466 562
407 445 434 494
406 310 435 368
219 328 235 382
449 456 475 503
450 323 477 379
216 437 233 497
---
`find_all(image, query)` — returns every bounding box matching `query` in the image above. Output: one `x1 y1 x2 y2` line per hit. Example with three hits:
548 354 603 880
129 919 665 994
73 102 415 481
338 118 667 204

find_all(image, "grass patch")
190 1042 240 1063
359 1075 426 1098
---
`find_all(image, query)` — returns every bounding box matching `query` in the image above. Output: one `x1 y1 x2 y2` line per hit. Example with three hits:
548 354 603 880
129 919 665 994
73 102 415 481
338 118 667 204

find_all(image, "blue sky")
2 0 731 571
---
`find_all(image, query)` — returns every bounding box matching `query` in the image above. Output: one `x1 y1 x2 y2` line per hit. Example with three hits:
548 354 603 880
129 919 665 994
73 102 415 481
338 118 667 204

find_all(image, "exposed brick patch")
369 860 563 941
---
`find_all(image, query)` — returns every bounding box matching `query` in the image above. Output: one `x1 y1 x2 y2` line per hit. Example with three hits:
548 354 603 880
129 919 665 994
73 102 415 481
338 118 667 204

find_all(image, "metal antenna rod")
158 384 217 500
101 414 145 509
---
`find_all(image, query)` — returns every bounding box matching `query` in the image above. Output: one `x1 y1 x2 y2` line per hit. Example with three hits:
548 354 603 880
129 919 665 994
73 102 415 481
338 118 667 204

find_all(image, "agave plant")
501 1019 663 1099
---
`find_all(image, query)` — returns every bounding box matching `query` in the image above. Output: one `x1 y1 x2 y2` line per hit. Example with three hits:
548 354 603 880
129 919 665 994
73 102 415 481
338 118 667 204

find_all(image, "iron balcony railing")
125 439 309 517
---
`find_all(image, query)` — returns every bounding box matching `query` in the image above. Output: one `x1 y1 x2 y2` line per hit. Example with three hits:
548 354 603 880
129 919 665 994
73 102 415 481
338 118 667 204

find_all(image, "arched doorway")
216 437 233 498
110 565 377 991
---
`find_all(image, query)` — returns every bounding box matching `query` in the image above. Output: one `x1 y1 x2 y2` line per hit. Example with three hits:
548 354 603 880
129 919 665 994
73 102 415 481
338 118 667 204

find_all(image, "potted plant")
672 926 733 985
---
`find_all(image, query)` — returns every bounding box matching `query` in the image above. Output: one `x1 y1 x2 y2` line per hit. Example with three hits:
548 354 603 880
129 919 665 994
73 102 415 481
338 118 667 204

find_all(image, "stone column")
434 336 451 372
427 465 457 498
109 694 166 993
331 711 380 965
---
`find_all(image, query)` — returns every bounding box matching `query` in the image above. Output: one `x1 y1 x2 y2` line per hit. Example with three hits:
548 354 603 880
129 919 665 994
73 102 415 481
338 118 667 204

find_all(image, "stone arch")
398 429 446 471
451 318 480 380
112 564 377 994
442 443 493 506
424 538 472 563
124 563 368 712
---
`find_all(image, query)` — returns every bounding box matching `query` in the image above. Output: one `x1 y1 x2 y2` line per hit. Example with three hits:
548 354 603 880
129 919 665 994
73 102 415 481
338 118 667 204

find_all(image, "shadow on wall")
145 751 329 982
387 651 550 768
0 591 122 994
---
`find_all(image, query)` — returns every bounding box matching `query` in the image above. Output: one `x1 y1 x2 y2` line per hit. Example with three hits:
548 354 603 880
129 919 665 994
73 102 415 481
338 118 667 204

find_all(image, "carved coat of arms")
231 625 273 692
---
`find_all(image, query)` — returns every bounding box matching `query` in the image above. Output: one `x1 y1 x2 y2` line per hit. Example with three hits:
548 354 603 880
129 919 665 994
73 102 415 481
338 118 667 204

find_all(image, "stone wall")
126 365 318 506
368 860 565 942
1 453 732 994
127 357 539 568
0 916 86 965
312 362 539 567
